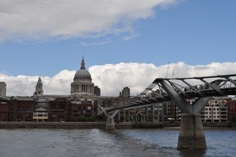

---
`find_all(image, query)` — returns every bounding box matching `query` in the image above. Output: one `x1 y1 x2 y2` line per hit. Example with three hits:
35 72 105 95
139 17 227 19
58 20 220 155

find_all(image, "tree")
69 114 75 121
79 115 86 122
89 115 94 122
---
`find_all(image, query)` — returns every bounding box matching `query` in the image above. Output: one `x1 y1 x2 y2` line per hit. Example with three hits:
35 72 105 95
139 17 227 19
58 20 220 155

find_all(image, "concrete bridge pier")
106 117 116 130
178 114 206 149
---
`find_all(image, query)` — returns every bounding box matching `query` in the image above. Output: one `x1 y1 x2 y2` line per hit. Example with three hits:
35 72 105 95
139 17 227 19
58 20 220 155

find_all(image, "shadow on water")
104 129 209 157
178 149 206 157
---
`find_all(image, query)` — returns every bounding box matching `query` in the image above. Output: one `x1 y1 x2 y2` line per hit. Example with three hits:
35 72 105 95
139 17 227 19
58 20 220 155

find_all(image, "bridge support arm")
193 97 211 115
159 80 192 114
100 106 119 130
159 80 209 149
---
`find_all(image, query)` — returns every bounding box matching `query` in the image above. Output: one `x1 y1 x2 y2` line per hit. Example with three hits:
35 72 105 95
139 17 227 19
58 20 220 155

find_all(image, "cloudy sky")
0 0 236 96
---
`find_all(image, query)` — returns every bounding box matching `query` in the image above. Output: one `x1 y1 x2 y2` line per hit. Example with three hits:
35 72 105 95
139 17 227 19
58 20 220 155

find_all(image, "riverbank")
0 122 161 129
0 121 235 129
0 122 162 129
0 122 106 129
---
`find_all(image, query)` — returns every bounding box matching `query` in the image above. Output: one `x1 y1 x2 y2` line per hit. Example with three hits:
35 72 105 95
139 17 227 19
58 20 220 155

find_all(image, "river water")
0 128 235 157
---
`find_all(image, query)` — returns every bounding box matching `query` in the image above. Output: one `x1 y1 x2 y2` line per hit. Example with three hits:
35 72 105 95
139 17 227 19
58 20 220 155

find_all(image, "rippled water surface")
0 128 235 157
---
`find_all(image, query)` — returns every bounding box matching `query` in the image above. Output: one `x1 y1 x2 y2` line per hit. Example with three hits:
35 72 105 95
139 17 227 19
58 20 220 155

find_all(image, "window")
50 102 56 109
59 103 65 109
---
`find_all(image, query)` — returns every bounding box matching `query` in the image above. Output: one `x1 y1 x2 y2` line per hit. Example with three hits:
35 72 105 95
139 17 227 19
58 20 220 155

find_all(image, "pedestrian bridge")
99 74 236 149
101 74 236 113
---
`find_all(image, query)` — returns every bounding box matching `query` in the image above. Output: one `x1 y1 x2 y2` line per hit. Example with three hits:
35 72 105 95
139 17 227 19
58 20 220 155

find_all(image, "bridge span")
99 74 236 149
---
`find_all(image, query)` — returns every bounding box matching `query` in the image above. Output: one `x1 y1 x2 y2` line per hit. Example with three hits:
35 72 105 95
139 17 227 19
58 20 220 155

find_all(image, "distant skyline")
0 0 236 96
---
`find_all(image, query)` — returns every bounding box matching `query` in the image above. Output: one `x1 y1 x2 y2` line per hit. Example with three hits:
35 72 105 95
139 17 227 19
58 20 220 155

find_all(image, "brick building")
0 96 94 122
0 97 9 121
228 98 236 122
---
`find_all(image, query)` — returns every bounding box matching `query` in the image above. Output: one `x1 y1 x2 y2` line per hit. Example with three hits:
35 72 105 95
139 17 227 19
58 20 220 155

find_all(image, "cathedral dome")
74 69 91 81
73 56 92 81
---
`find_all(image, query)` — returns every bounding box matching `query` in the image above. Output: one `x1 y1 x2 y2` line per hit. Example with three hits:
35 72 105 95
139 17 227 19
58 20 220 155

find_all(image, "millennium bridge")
99 74 236 149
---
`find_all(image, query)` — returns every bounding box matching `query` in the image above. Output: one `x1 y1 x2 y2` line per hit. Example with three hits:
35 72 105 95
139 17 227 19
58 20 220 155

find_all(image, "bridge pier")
106 117 116 130
178 115 206 149
158 80 210 149
100 106 119 130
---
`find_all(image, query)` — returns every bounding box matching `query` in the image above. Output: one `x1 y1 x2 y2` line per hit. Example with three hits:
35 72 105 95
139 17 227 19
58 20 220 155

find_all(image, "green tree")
89 115 94 121
69 114 75 121
79 115 86 122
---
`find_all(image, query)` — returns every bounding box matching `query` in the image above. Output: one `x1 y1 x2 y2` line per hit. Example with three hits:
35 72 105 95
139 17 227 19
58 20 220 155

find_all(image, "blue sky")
0 0 236 96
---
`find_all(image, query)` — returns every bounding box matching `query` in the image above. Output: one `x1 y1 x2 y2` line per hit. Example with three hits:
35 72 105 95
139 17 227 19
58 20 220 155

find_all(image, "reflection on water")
0 128 235 157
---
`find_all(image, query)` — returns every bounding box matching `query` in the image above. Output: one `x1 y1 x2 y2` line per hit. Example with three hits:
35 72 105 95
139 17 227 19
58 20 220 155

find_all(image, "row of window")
205 108 220 110
204 116 227 118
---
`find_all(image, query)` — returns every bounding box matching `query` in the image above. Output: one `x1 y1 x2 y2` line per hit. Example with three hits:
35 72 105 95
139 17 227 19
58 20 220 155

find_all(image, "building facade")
228 98 236 122
201 97 229 122
121 87 130 98
114 97 232 124
94 86 101 96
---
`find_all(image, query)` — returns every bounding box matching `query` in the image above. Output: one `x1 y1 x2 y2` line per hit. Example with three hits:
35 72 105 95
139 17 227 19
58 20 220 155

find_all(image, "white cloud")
0 0 178 42
0 62 236 97
0 70 75 96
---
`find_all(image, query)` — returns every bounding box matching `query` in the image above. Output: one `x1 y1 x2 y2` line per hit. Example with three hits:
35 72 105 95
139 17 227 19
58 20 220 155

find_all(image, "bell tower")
34 77 43 96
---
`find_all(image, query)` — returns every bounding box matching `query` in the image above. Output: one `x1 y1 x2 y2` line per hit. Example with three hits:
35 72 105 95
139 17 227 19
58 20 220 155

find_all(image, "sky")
0 0 236 96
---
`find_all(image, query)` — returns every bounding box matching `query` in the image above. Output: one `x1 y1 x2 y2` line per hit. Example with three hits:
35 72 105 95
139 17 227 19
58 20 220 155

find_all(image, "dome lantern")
73 56 92 81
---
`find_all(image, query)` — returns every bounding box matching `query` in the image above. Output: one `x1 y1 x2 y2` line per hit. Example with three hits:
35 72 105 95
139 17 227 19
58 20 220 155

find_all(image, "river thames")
0 128 235 157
